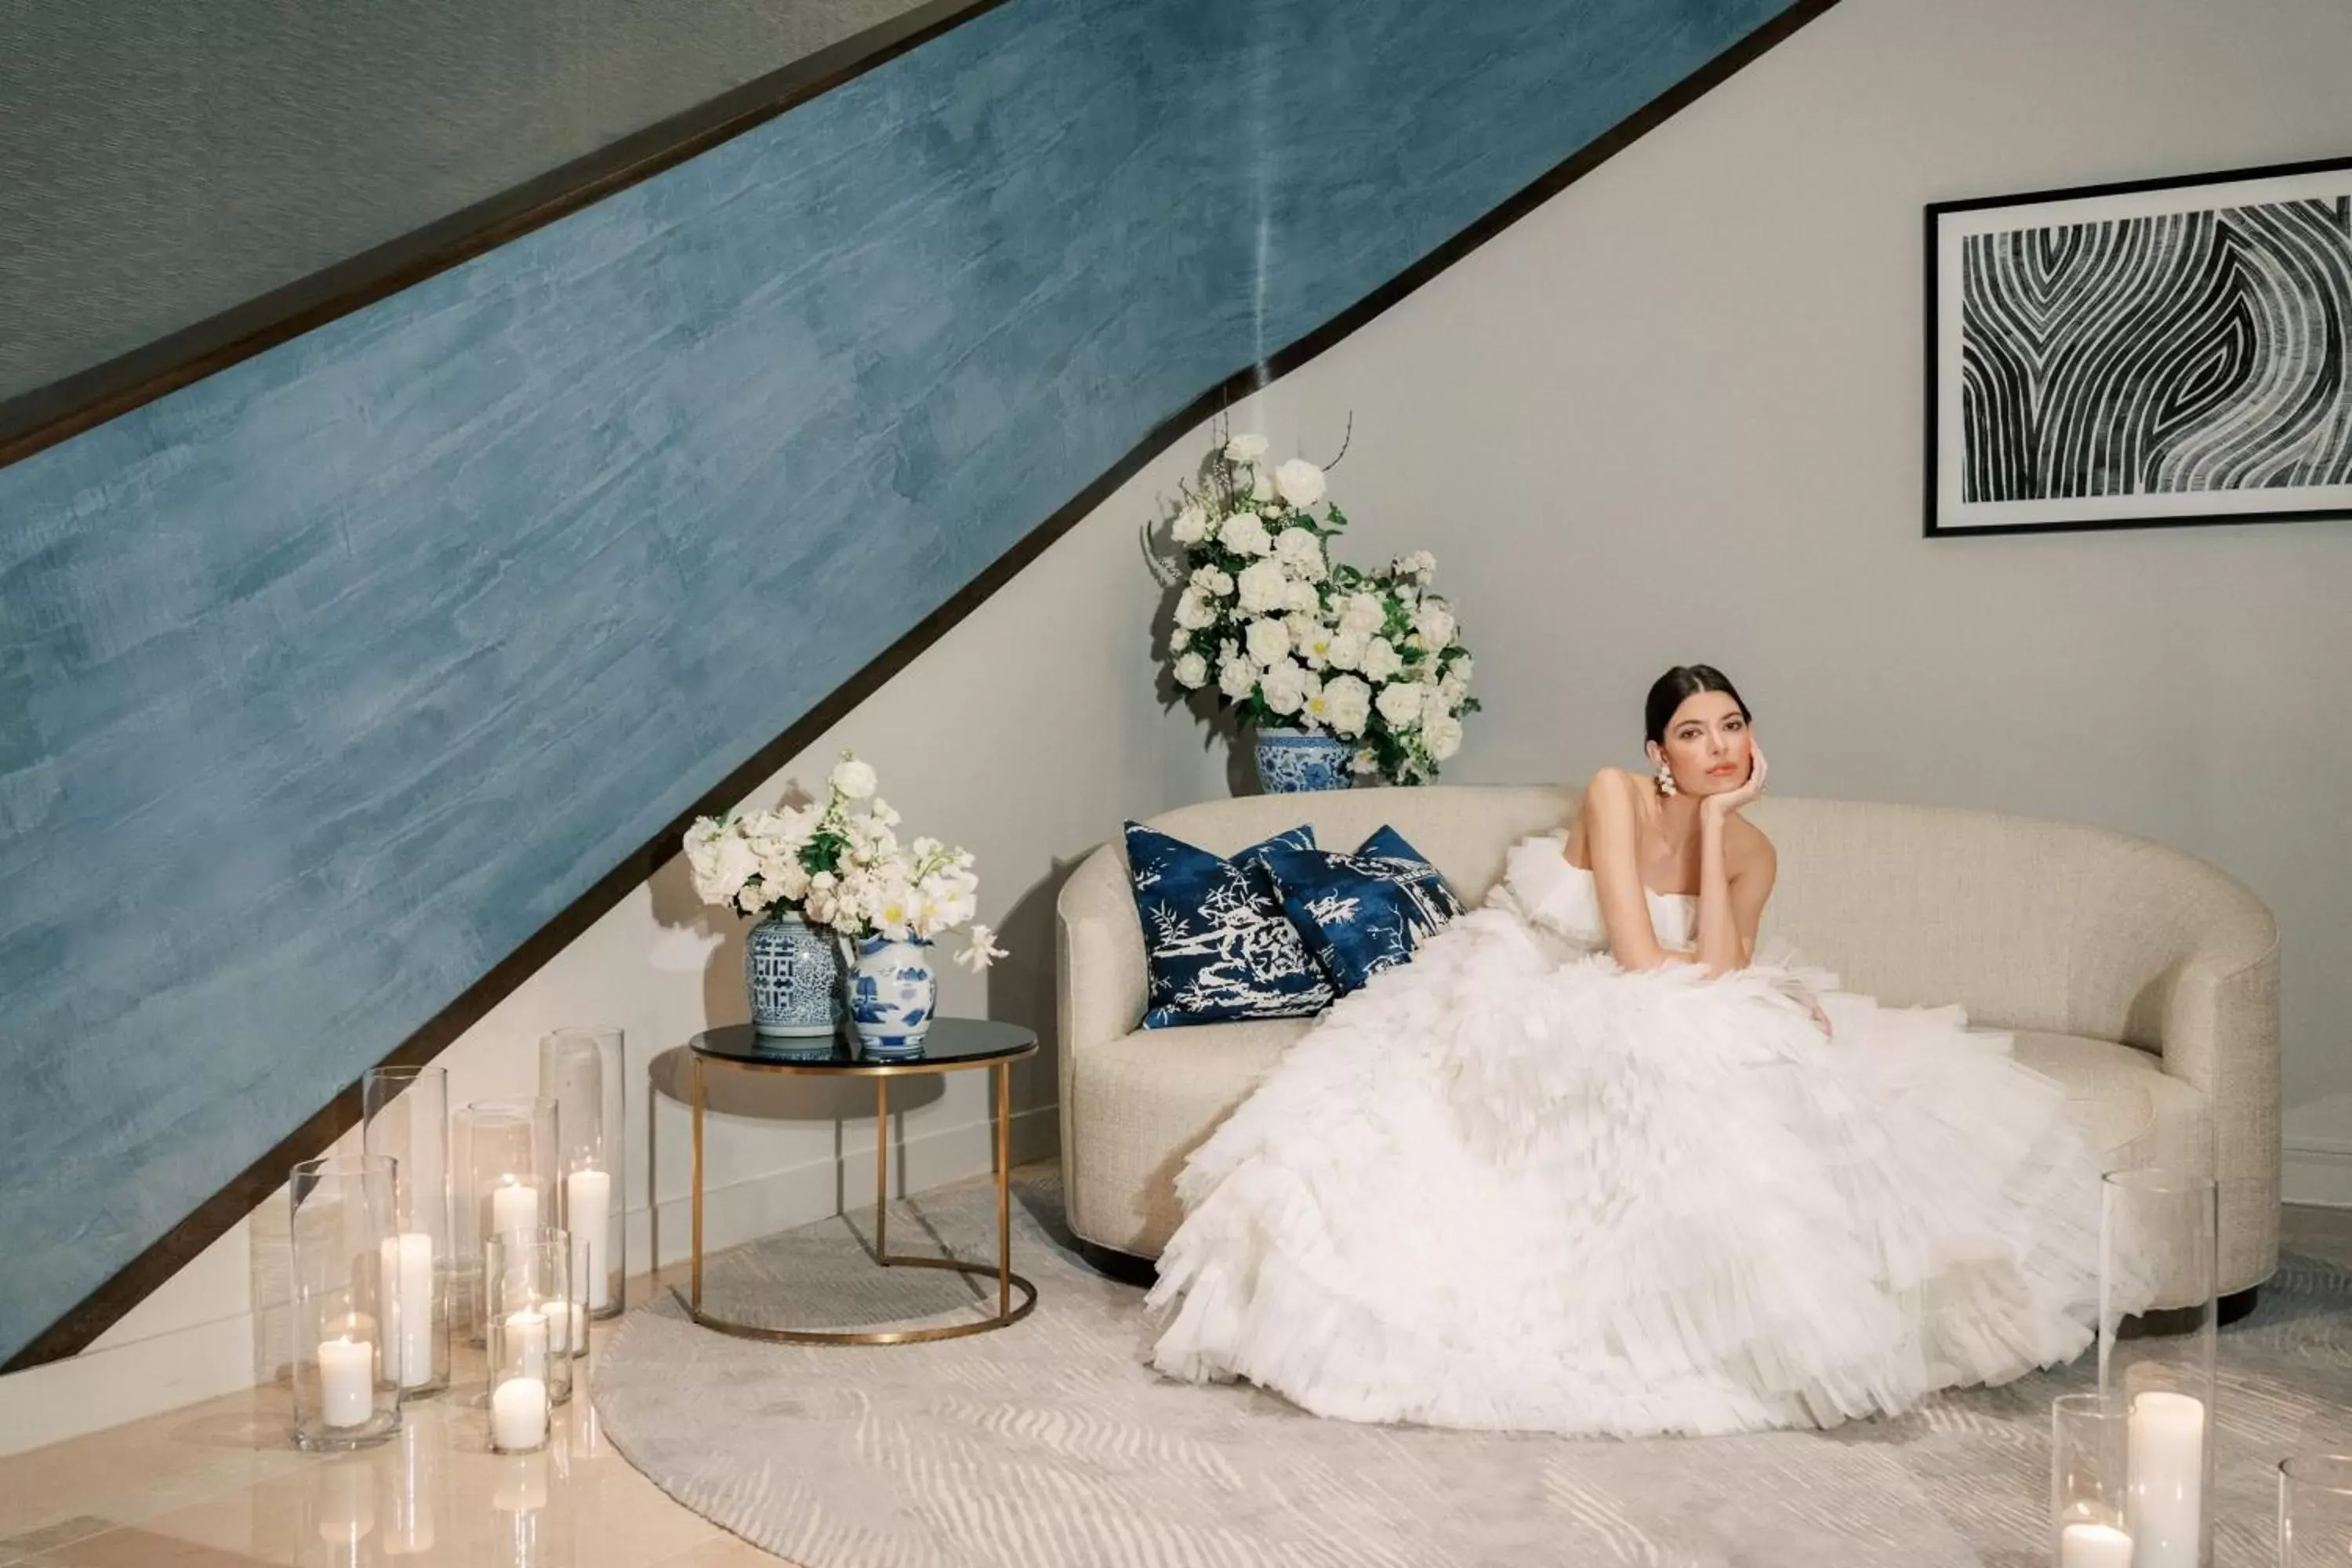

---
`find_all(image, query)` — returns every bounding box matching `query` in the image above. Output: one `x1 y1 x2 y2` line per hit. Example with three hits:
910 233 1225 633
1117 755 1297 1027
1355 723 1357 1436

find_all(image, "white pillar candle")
556 1300 586 1358
488 1176 538 1237
565 1167 612 1310
2058 1523 2134 1568
504 1308 549 1382
317 1335 374 1428
378 1232 435 1388
489 1376 549 1452
2127 1391 2205 1568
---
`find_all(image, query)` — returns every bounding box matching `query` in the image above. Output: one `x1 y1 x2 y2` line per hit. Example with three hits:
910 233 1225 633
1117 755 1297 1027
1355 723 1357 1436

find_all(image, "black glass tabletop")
688 1018 1037 1069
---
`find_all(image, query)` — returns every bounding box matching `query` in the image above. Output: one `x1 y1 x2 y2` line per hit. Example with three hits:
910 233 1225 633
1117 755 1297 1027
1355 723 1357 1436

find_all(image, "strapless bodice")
1490 831 1697 954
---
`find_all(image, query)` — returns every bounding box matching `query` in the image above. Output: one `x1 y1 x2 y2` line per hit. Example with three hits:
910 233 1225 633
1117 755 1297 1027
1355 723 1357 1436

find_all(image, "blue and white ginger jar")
746 911 846 1036
1255 728 1354 793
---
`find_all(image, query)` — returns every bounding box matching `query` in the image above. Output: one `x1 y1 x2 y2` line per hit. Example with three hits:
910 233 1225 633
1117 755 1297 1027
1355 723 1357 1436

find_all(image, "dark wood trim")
3 0 1846 1372
0 0 1011 471
1922 151 2352 539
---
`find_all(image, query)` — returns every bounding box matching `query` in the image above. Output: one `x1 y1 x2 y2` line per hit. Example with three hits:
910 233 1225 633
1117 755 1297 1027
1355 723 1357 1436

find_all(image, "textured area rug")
595 1167 2352 1567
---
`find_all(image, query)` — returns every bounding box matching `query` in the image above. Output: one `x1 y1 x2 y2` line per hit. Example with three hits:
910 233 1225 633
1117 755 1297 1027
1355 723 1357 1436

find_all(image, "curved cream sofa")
1055 786 2281 1298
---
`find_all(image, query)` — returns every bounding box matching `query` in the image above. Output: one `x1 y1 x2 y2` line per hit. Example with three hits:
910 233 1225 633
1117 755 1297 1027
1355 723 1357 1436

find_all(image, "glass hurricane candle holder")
289 1155 401 1450
539 1025 626 1324
2052 1392 2132 1567
361 1065 450 1395
488 1227 574 1430
2280 1453 2352 1566
454 1097 557 1346
2099 1168 2219 1568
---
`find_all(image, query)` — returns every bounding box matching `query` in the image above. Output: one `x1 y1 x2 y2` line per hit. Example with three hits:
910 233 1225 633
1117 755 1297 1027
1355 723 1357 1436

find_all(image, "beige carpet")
594 1165 2352 1567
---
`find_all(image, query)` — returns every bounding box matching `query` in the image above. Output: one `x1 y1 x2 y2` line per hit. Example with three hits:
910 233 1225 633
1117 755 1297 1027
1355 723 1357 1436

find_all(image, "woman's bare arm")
1579 768 1671 971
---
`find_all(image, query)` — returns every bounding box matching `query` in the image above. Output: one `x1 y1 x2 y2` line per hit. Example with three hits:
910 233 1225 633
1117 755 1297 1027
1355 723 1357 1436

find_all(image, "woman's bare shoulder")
1726 813 1776 875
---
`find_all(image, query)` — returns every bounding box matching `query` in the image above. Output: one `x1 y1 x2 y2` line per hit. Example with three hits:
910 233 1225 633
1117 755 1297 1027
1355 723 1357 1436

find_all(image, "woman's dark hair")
1644 665 1750 747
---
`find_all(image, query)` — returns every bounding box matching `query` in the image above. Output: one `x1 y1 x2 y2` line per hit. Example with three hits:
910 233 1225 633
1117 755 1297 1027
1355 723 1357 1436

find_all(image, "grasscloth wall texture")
0 0 1800 1363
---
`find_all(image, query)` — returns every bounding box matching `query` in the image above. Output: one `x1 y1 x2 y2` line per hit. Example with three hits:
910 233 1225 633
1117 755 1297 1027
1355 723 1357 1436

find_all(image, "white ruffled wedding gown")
1144 830 2131 1436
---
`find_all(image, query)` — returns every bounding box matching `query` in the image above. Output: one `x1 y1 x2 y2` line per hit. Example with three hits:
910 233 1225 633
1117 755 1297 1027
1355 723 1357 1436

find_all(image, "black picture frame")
1925 154 2352 538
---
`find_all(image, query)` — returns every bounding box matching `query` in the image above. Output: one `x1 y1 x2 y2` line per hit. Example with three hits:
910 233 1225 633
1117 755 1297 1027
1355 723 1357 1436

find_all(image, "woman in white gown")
1145 665 2130 1436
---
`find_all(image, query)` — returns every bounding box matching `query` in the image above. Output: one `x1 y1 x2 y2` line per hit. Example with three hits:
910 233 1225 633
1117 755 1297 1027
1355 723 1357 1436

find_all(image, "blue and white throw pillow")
1261 825 1463 996
1124 822 1336 1028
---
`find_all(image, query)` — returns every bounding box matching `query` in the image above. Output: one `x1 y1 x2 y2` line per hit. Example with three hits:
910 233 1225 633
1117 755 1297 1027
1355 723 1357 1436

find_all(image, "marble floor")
3 1202 2348 1568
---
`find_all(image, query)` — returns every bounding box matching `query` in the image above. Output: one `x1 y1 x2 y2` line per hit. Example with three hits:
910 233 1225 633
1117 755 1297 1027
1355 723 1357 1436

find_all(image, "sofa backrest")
1131 785 2274 1046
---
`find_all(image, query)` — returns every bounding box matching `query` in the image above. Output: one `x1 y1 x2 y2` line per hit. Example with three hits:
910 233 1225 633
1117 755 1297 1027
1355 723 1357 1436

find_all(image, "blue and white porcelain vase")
746 910 846 1037
1254 728 1353 793
848 935 938 1058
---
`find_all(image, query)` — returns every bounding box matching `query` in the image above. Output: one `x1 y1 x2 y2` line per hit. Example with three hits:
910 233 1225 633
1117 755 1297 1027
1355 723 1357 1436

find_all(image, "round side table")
679 1019 1039 1345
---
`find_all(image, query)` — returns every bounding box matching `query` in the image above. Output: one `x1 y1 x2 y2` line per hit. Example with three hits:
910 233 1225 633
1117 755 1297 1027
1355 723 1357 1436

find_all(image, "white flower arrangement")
1148 424 1480 786
684 751 1007 973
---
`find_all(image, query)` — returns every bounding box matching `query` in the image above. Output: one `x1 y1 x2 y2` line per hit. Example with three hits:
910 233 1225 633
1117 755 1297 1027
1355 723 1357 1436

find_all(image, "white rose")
1250 466 1274 503
1423 713 1464 762
775 861 813 901
1410 550 1438 576
1448 654 1473 684
1173 651 1209 688
1321 673 1371 738
1414 602 1457 650
1340 592 1386 637
1169 626 1190 652
1361 636 1403 681
1283 610 1320 647
1284 577 1319 615
684 818 729 882
1273 458 1327 510
1174 586 1218 630
710 832 759 896
1171 504 1209 545
1244 617 1292 666
1324 630 1366 671
1225 433 1269 463
1190 564 1234 597
1258 658 1311 716
1236 559 1290 615
1376 681 1425 728
1272 528 1326 582
830 756 877 800
1218 510 1272 557
1437 673 1468 709
1218 653 1258 700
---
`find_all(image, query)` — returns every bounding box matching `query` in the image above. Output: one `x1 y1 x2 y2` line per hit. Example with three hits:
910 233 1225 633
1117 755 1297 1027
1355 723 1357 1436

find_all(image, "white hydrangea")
1339 593 1385 638
1244 617 1292 666
1235 559 1290 615
1173 651 1209 688
1272 527 1326 581
1219 510 1272 557
1376 680 1425 728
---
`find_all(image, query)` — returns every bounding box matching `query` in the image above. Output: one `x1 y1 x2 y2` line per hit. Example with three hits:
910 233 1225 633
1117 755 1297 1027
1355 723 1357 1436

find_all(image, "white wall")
1181 0 2352 1195
0 419 1232 1454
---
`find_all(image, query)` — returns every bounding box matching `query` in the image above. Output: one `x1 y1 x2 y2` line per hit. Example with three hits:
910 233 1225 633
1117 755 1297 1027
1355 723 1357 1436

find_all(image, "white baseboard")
2284 1137 2352 1208
0 1105 1061 1458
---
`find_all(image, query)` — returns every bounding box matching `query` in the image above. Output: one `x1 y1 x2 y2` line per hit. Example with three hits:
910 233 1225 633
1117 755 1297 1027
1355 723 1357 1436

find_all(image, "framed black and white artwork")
1926 155 2352 536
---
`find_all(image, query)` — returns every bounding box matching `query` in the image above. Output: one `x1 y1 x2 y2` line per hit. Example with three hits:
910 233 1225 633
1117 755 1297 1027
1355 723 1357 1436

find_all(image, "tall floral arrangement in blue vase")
1146 421 1480 789
684 751 1006 1052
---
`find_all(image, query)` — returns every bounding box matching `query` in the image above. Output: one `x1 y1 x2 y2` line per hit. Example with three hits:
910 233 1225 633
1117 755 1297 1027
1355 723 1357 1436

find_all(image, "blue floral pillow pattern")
1124 822 1336 1028
1261 825 1463 996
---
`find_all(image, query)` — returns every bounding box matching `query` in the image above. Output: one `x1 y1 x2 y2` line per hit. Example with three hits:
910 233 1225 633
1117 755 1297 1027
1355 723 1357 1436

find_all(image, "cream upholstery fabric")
1055 788 2280 1292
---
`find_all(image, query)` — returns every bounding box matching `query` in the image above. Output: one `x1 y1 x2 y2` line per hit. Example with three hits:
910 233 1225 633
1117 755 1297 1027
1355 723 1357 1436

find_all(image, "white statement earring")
1655 760 1676 797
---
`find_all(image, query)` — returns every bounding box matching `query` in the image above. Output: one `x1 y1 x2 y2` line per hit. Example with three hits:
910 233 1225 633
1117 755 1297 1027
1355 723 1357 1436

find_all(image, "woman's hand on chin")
1702 739 1768 822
